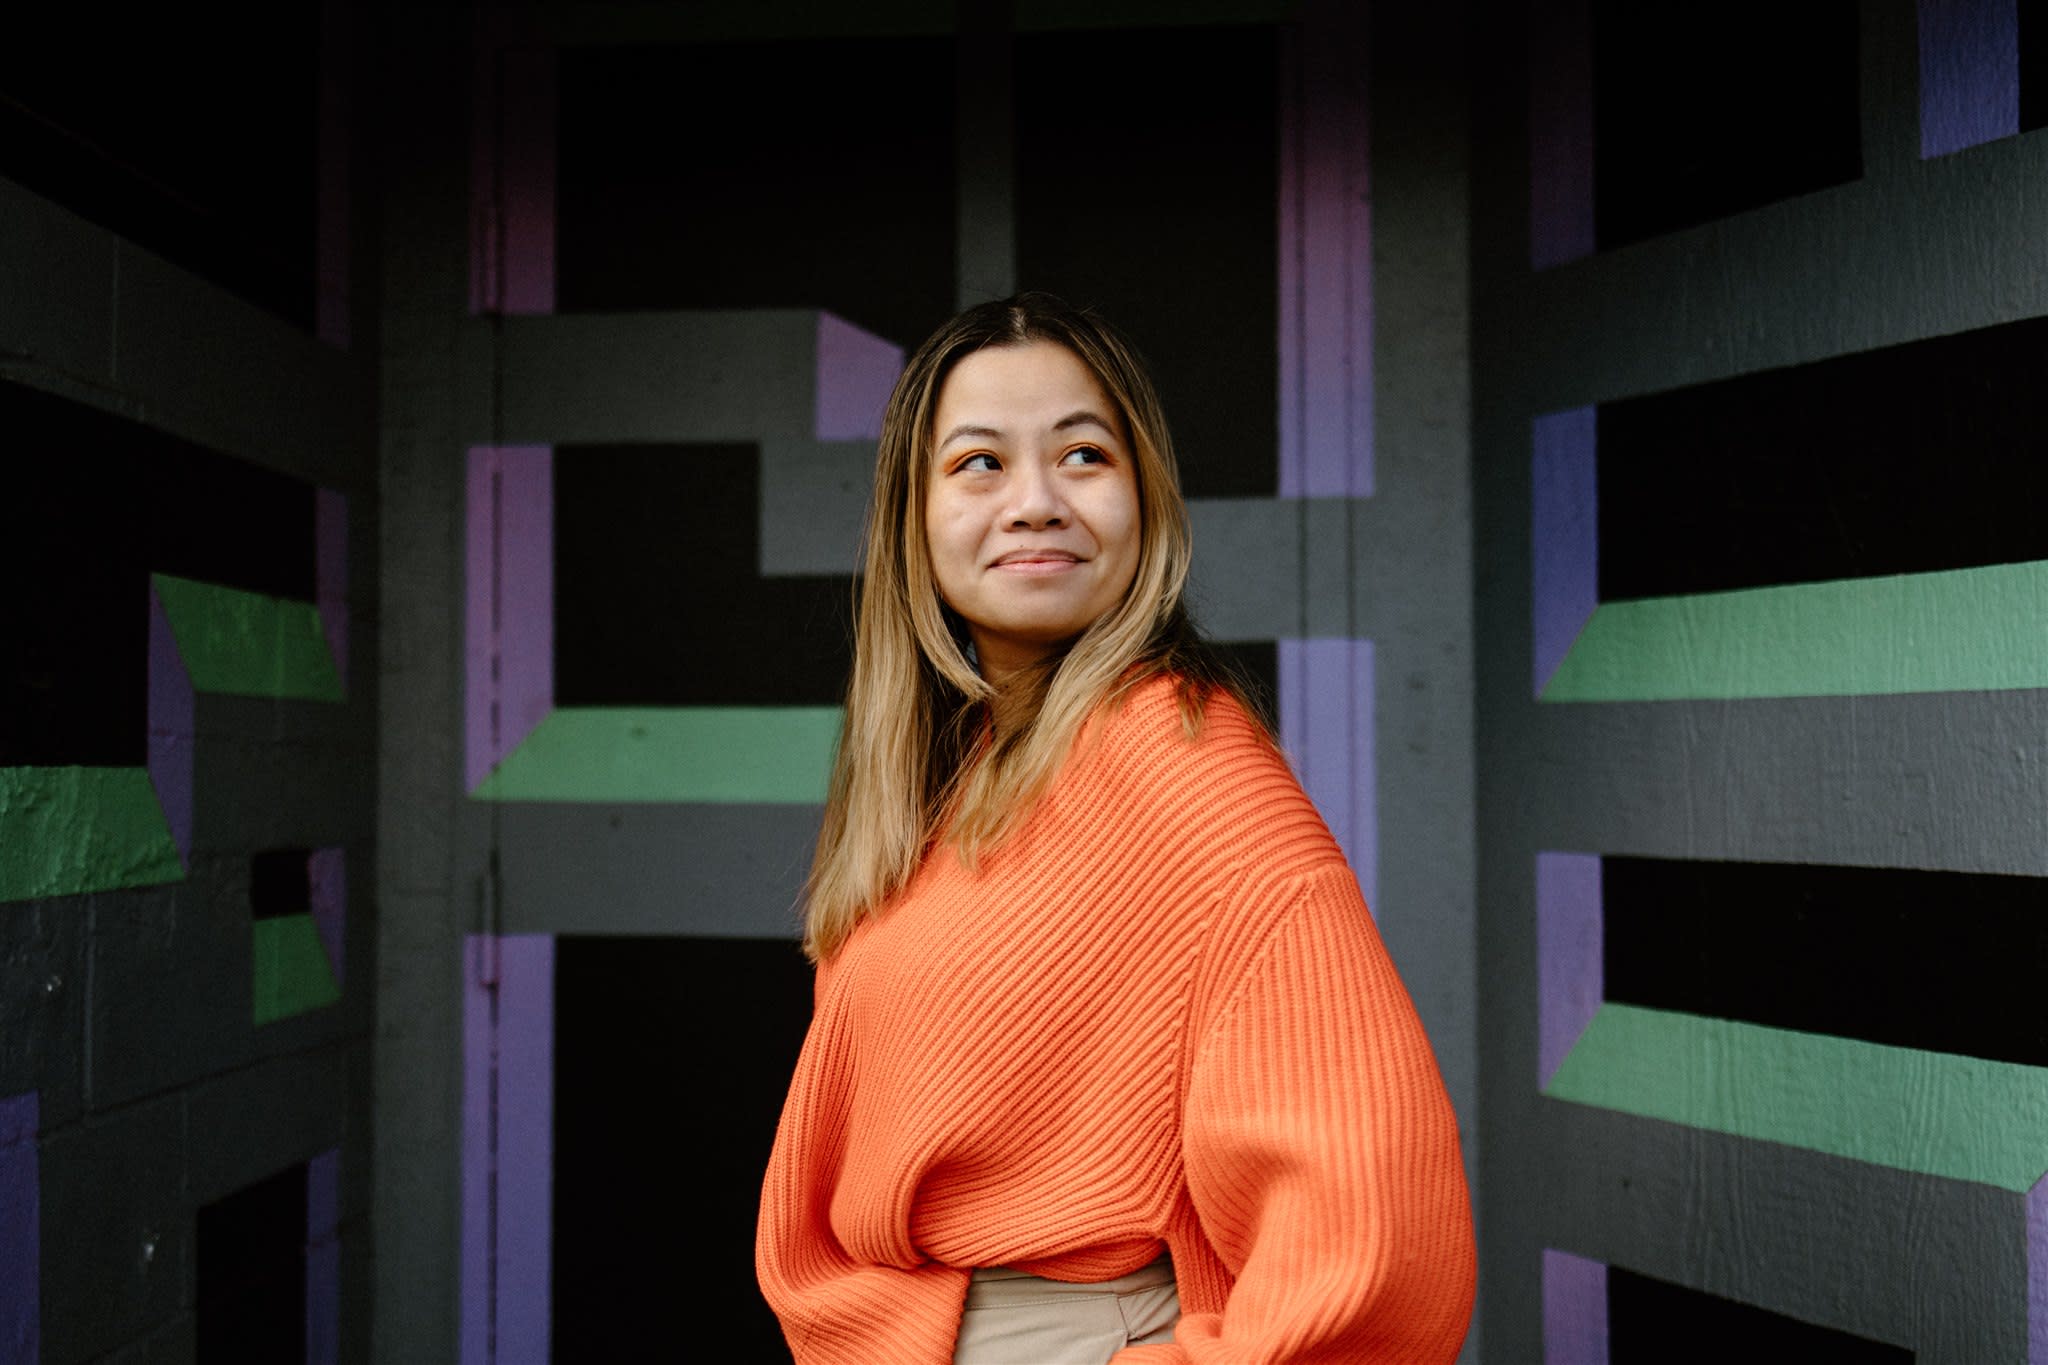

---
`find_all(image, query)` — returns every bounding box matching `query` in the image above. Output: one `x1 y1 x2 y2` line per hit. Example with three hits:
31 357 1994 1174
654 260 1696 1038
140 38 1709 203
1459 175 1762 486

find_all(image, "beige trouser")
951 1256 1180 1365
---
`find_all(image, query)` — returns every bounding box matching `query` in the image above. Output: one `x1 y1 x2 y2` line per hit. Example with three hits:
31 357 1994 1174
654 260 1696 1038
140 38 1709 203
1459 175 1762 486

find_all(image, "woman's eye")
1060 445 1109 466
960 452 1001 472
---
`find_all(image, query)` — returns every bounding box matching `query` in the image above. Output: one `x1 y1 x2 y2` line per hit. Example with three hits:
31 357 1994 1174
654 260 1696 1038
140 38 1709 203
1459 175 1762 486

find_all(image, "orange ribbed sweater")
757 677 1475 1363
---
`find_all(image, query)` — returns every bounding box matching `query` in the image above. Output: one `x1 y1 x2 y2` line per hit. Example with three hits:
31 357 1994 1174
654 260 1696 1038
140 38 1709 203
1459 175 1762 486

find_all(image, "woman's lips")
989 550 1084 575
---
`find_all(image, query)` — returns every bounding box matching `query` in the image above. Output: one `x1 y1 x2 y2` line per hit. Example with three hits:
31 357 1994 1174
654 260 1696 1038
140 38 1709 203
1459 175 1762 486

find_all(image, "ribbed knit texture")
757 677 1476 1363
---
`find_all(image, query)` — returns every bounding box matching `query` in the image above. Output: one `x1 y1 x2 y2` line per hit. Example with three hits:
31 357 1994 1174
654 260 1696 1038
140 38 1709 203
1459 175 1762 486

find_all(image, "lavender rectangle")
1537 851 1603 1087
1 1092 39 1365
1531 406 1597 695
147 584 195 866
317 488 349 695
460 936 554 1365
1529 0 1595 269
309 847 346 987
465 446 555 792
1918 0 2020 158
814 312 904 441
1277 8 1374 499
1543 1247 1610 1365
306 1147 340 1365
2029 1173 2046 1365
1278 638 1378 909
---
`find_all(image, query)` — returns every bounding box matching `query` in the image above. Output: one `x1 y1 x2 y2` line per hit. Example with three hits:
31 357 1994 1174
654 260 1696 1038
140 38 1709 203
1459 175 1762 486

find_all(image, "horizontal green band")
0 767 183 902
1545 1003 2048 1191
470 706 840 804
253 912 342 1024
153 573 343 701
1541 560 2048 701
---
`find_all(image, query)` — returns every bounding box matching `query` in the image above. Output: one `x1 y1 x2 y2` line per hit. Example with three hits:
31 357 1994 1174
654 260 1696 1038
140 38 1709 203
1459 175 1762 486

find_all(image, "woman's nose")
1004 464 1067 528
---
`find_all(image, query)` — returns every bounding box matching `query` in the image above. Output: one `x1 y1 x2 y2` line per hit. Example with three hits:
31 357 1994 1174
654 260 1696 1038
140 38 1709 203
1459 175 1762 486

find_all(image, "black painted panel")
1597 315 2048 601
555 39 957 350
1591 0 1861 250
2022 2 2048 133
196 1161 308 1365
0 6 320 329
553 935 812 1364
1016 25 1279 501
0 381 316 766
552 444 854 706
1609 1265 1912 1363
249 850 312 921
1603 856 2048 1067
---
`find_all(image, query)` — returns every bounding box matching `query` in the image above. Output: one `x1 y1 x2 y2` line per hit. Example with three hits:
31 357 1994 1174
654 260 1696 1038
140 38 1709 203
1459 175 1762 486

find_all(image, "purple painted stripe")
1543 1248 1610 1365
2029 1173 2047 1365
306 1147 340 1365
1278 638 1378 910
814 312 904 441
1531 406 1597 696
1919 0 2020 158
1529 0 1595 269
465 446 555 792
460 937 492 1365
1537 851 1603 1087
1278 3 1374 499
147 584 195 866
1 1092 39 1365
460 936 554 1365
315 0 351 346
316 489 349 695
309 847 346 988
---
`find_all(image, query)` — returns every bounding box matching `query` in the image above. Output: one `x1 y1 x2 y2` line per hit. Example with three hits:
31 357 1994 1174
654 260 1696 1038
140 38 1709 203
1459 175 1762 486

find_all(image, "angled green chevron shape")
1541 560 2048 702
1545 1003 2048 1191
0 767 183 902
253 912 343 1024
152 572 343 701
471 706 841 804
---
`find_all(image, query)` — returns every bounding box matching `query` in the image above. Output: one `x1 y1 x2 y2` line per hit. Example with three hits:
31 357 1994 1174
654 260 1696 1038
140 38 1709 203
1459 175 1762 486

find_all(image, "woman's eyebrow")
1053 410 1116 434
936 422 1003 448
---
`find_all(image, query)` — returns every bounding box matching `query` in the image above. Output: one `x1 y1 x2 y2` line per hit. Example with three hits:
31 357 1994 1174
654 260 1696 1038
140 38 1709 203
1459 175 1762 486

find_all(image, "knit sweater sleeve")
1125 861 1475 1364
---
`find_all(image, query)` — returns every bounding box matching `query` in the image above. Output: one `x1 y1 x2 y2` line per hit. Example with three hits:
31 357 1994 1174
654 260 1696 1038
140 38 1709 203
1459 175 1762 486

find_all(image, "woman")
757 293 1475 1364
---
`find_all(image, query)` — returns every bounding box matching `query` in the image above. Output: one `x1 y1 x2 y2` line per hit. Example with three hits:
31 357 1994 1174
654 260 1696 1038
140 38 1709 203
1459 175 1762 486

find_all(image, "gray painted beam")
0 898 86 1128
469 802 821 939
758 437 876 576
185 1042 351 1206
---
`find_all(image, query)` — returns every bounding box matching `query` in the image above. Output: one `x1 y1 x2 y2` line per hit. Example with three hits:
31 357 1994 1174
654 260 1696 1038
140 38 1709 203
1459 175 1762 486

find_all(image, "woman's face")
924 341 1142 682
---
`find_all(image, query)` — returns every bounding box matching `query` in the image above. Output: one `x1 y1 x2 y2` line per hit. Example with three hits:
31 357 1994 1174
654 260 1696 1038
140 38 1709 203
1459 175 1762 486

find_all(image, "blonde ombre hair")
803 293 1258 961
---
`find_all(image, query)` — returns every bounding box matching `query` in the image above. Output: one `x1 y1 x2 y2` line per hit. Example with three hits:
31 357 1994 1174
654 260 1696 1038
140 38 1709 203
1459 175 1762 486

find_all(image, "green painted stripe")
0 767 183 902
1544 1003 2048 1191
1540 560 2048 701
152 573 343 701
470 706 841 804
252 913 342 1025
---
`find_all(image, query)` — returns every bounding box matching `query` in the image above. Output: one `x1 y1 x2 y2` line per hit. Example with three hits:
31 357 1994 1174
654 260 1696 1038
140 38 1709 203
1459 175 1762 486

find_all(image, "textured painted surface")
147 583 196 866
470 707 841 804
1528 406 1595 694
252 914 344 1025
1540 560 2048 702
470 42 556 315
0 1091 37 1365
1534 851 1599 1086
1541 1248 1606 1365
464 445 554 791
1918 0 2019 157
1526 0 1593 268
309 847 346 987
460 935 552 1365
1546 1004 2048 1190
316 488 350 693
0 767 182 902
307 1147 340 1365
1278 638 1377 907
1278 4 1373 499
152 573 345 701
813 311 902 441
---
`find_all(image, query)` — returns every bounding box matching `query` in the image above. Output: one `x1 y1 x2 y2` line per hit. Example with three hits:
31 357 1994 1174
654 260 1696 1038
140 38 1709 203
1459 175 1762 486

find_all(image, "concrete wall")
1474 1 2048 1359
0 4 379 1359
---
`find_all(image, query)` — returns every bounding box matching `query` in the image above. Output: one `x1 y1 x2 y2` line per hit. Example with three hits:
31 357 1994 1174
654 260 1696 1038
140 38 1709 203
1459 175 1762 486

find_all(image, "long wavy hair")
802 292 1259 961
